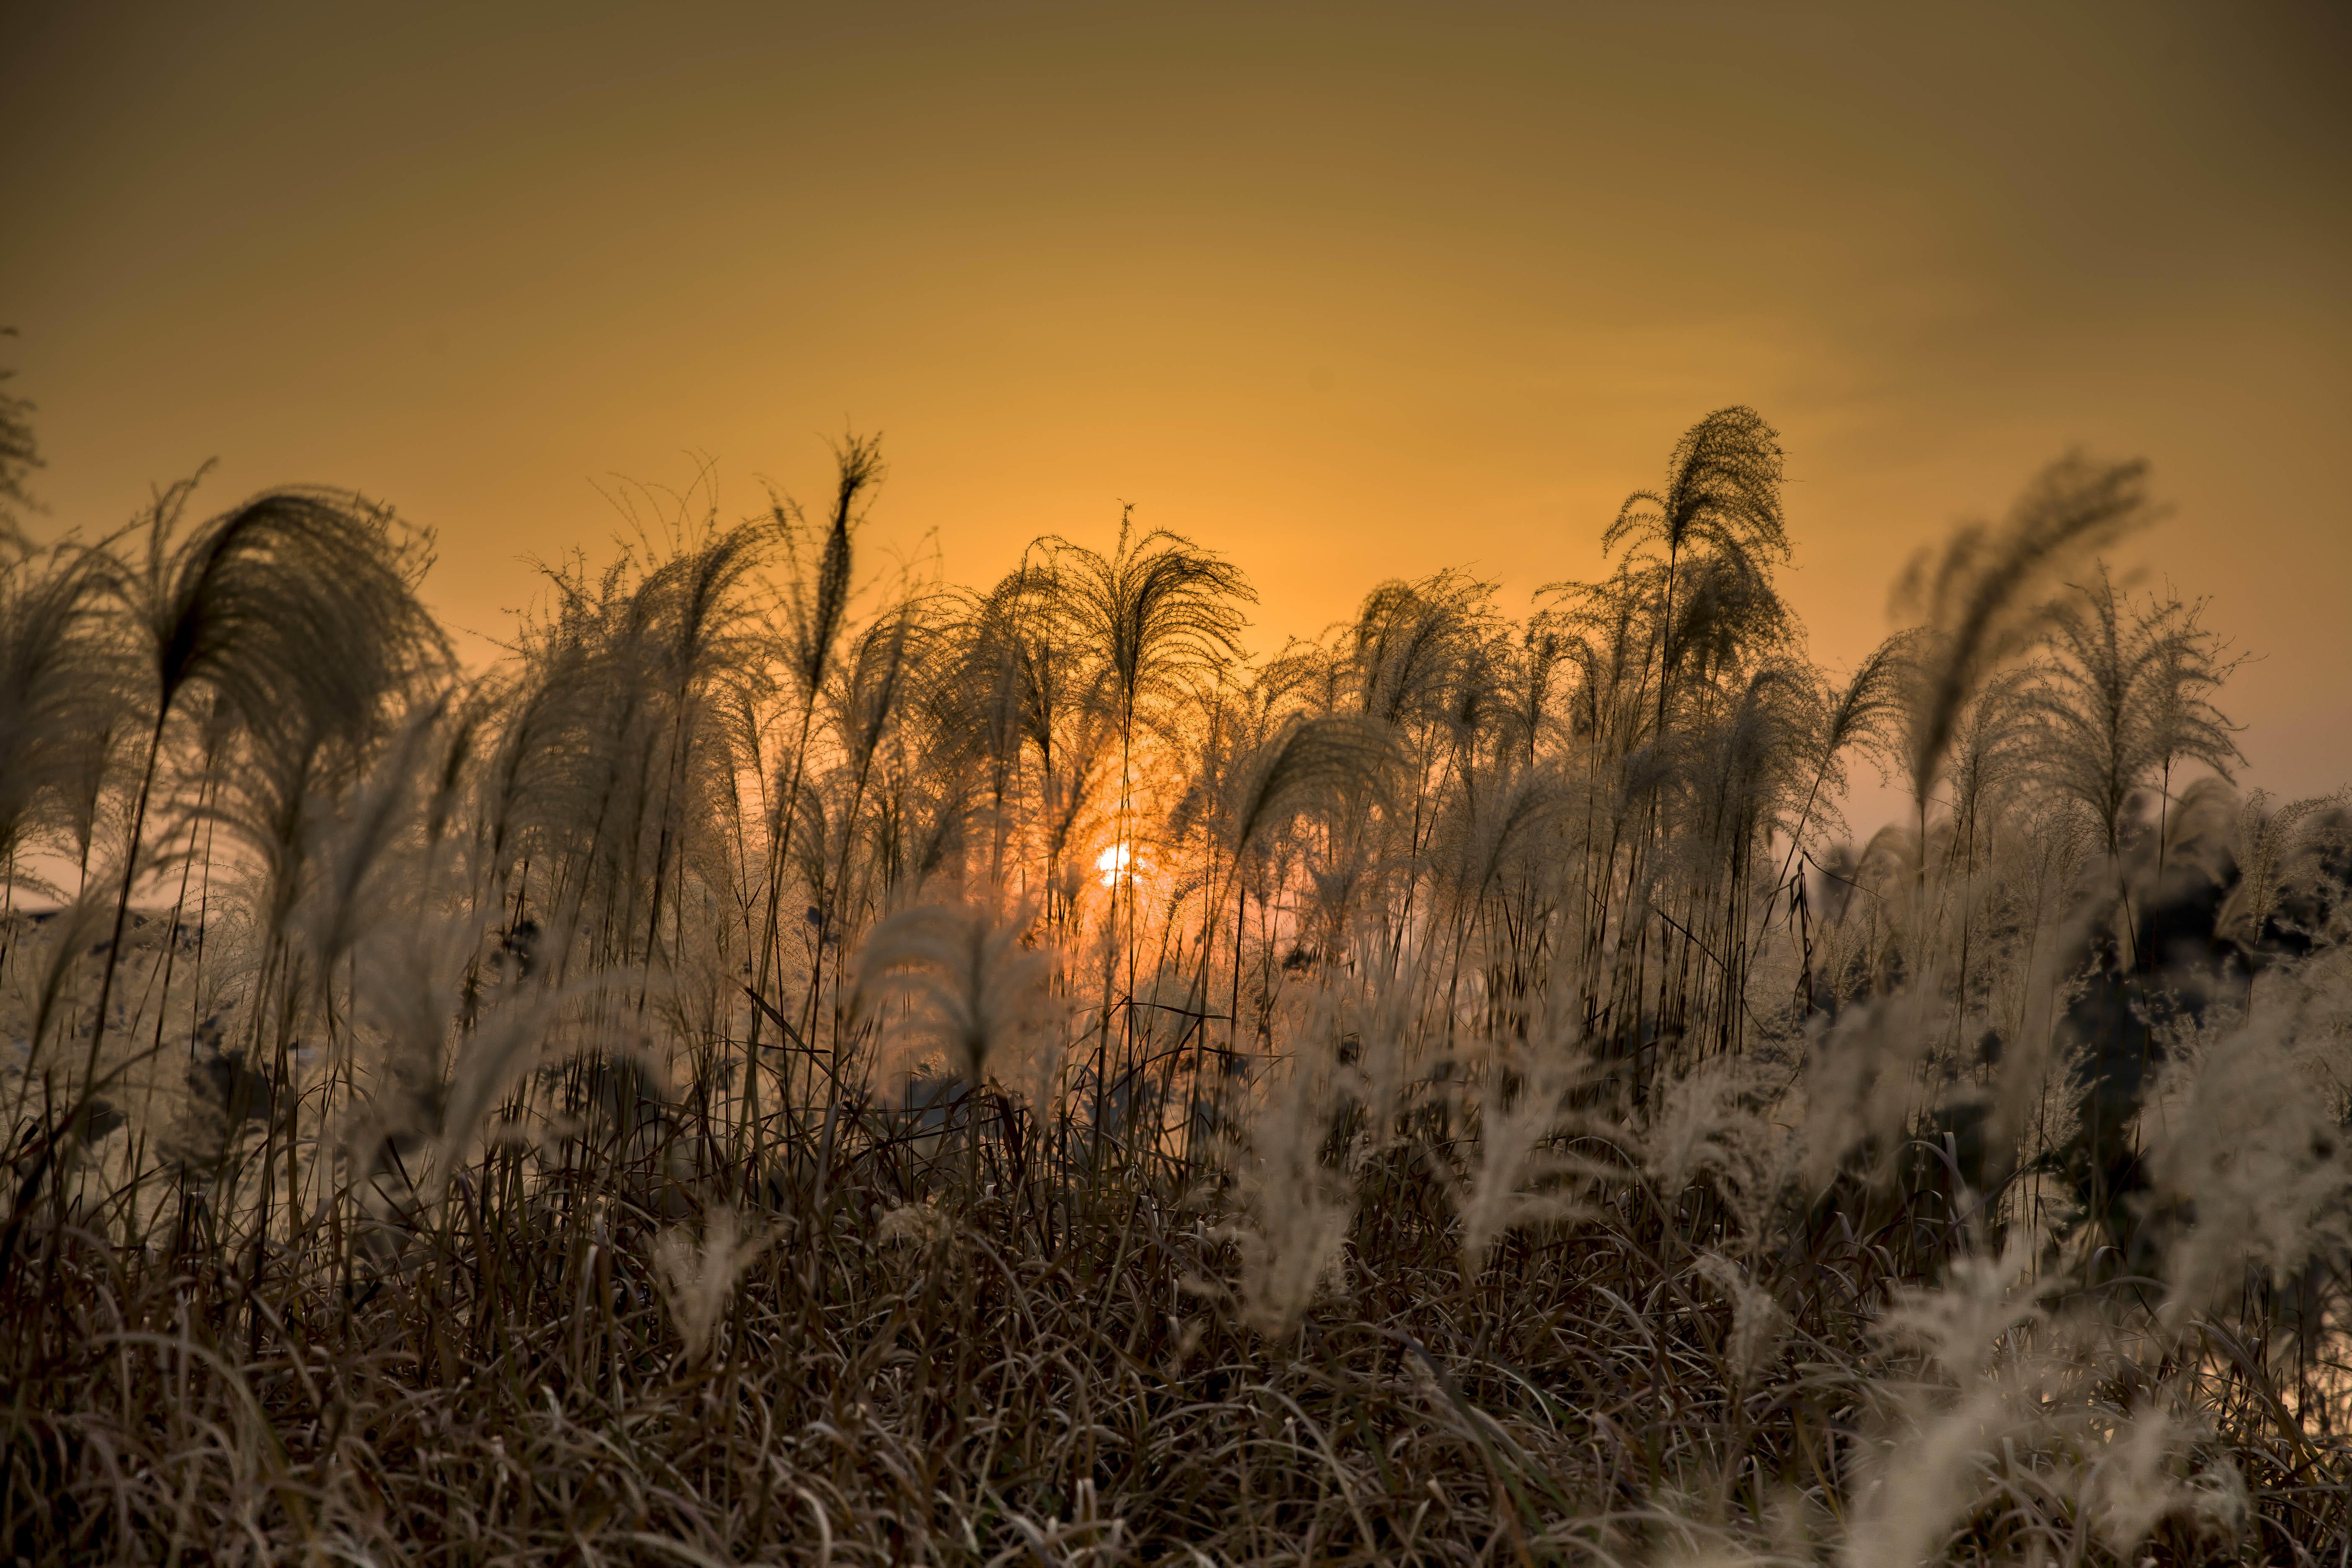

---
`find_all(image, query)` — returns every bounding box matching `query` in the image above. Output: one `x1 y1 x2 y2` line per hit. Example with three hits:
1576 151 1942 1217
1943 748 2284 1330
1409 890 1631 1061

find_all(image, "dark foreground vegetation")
2 388 2347 1563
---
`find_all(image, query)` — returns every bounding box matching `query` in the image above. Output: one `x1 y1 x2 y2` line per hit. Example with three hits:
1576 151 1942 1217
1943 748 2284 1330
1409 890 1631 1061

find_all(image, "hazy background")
5 0 2348 812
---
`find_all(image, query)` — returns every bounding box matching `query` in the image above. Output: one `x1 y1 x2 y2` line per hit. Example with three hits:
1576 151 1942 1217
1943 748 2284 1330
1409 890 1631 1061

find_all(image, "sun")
1095 843 1133 888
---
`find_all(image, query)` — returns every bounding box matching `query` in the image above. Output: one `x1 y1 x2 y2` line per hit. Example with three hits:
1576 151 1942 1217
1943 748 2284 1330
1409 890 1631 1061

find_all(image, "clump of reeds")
0 389 2345 1565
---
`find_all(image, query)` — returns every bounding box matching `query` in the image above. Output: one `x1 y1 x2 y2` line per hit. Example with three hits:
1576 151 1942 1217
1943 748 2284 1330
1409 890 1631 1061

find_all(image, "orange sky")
5 1 2349 807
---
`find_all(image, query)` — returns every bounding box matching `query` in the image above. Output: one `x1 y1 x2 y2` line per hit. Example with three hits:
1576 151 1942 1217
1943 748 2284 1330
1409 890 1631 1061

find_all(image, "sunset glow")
4 6 2348 1560
3 5 2347 800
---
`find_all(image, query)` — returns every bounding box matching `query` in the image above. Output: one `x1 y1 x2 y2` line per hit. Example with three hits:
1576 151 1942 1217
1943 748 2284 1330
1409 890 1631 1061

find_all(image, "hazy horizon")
5 0 2348 803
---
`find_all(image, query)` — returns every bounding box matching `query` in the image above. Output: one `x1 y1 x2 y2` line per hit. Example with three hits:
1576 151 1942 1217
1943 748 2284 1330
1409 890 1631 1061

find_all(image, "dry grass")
3 408 2348 1564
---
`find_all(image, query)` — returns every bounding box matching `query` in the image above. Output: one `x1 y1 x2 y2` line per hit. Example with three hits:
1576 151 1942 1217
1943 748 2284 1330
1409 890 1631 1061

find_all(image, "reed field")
3 398 2347 1564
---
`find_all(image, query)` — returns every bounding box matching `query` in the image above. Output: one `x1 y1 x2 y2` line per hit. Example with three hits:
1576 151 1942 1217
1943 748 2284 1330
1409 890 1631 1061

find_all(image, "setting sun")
1095 843 1133 888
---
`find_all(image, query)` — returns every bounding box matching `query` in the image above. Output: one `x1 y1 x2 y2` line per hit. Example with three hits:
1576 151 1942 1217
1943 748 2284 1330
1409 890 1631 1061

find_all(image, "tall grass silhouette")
3 396 2347 1565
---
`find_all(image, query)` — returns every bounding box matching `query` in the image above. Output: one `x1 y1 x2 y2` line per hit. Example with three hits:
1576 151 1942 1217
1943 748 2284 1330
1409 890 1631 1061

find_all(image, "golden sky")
5 1 2348 803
